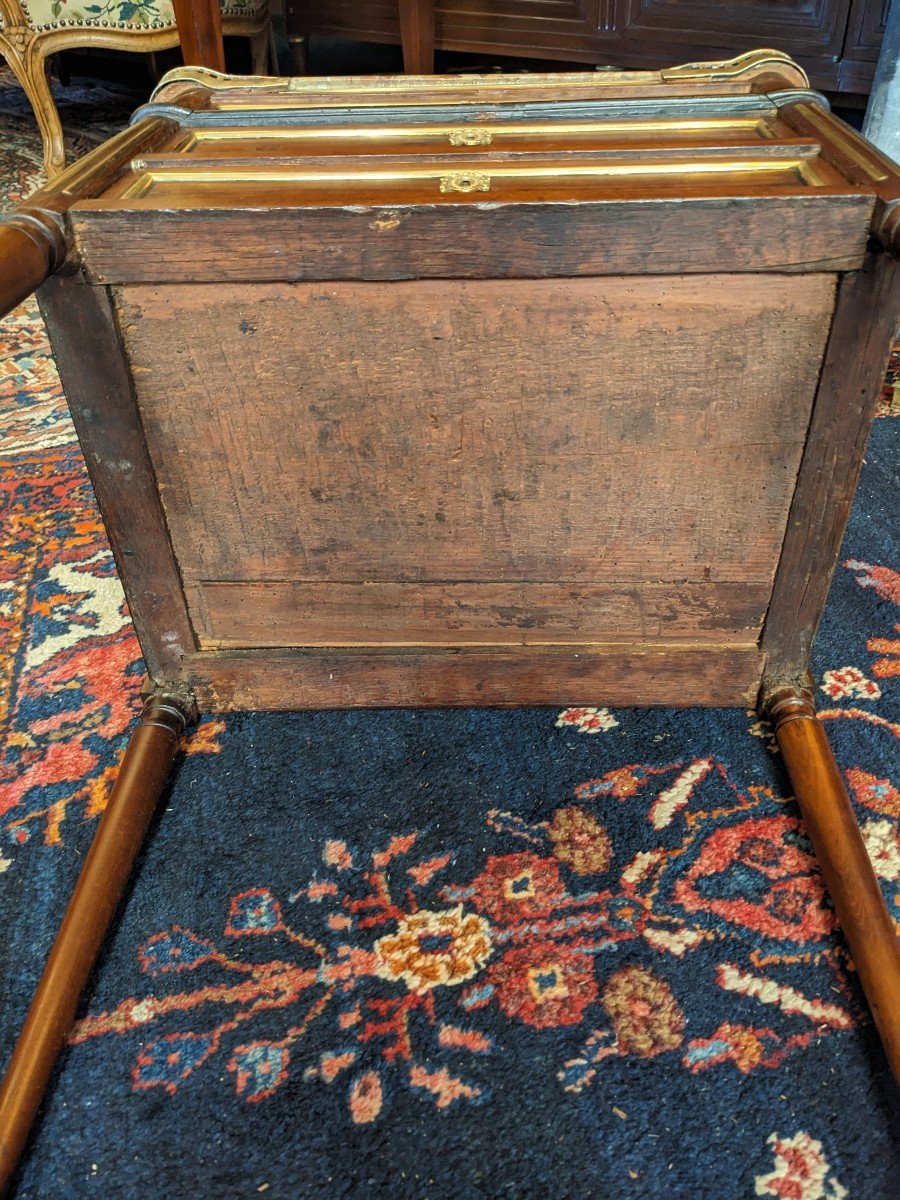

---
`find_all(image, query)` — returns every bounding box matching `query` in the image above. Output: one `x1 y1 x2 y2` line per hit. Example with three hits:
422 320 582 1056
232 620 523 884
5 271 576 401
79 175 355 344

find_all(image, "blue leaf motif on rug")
133 1031 220 1095
229 1041 291 1103
139 928 219 977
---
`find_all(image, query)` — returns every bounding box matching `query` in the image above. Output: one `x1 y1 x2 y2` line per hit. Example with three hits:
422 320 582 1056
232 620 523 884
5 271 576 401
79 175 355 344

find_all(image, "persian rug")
1 72 898 1200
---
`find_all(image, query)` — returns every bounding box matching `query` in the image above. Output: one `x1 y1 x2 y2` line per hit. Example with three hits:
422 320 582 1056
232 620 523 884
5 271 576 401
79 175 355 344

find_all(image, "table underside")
84 269 840 709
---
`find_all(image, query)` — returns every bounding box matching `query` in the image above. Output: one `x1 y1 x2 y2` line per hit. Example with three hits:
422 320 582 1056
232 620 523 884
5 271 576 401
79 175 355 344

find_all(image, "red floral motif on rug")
65 745 897 1118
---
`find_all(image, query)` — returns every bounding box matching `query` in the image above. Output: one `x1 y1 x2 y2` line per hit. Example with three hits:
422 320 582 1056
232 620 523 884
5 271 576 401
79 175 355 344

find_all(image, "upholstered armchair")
0 0 268 178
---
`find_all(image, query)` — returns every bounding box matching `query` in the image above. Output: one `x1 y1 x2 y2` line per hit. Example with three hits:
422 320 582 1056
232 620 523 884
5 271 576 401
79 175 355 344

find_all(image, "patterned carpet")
1 71 898 1200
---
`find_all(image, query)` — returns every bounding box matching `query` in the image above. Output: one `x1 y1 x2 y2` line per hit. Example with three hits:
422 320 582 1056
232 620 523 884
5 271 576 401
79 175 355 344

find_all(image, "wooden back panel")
116 272 834 684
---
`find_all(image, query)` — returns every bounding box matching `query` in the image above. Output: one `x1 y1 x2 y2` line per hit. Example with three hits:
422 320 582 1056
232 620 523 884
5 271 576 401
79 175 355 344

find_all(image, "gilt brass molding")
148 50 810 107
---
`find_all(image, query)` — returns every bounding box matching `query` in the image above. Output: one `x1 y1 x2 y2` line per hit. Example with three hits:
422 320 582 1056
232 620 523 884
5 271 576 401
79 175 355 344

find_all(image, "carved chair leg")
0 690 197 1194
0 29 66 180
765 686 900 1078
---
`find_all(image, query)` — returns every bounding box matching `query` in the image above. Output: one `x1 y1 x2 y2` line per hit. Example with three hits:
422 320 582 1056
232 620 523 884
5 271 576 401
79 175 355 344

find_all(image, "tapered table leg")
0 690 196 1194
765 685 900 1078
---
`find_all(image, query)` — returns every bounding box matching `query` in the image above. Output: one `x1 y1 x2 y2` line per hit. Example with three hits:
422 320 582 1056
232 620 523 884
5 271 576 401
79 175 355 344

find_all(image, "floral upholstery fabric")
7 0 265 33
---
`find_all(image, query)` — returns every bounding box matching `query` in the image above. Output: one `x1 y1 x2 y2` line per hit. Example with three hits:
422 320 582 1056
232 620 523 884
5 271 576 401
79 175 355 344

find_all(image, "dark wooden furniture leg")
398 0 434 74
267 0 297 76
172 0 226 72
765 686 900 1078
0 691 197 1194
289 35 308 75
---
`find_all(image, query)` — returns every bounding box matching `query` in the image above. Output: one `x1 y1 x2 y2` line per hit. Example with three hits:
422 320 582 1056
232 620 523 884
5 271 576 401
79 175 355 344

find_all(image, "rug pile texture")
0 71 898 1199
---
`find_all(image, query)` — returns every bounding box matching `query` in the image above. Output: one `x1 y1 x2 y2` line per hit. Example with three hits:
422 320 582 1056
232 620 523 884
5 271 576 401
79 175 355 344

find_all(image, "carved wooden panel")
844 0 890 58
611 0 851 58
839 0 888 89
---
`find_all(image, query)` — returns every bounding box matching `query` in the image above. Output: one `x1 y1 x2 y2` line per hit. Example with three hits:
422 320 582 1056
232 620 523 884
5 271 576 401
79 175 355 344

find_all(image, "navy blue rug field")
2 74 899 1200
2 408 899 1200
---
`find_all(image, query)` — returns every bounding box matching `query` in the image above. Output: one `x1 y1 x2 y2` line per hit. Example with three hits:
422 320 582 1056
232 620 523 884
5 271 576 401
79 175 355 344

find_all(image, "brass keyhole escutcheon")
448 127 493 147
439 171 491 194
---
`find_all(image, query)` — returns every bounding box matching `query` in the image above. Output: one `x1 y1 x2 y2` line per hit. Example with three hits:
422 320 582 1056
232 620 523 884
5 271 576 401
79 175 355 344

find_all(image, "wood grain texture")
118 274 833 600
778 101 900 252
0 115 175 317
761 253 900 685
171 0 225 71
0 214 61 321
190 580 768 649
148 52 813 108
74 194 873 283
398 0 434 74
185 643 762 710
160 118 816 160
0 693 194 1193
767 686 900 1079
36 276 197 680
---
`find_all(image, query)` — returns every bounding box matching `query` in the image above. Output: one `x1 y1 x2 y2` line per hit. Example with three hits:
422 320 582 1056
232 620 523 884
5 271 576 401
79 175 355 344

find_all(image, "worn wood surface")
119 274 832 611
23 66 895 710
0 215 61 320
186 644 762 710
74 194 872 284
36 276 196 681
148 52 813 109
160 116 815 159
96 158 853 210
779 101 900 251
761 253 900 687
190 580 768 649
0 116 175 320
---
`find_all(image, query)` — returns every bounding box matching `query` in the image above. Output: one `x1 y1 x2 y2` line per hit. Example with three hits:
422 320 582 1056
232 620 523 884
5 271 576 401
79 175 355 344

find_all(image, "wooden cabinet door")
841 0 890 90
293 0 858 90
609 0 851 59
428 0 852 60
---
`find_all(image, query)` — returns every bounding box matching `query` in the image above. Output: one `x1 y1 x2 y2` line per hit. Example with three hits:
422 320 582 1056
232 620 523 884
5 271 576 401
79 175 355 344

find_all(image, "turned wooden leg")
0 690 197 1193
765 685 900 1078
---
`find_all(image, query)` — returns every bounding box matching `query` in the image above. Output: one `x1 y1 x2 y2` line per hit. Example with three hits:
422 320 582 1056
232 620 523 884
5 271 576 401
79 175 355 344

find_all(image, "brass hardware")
448 127 493 147
119 153 826 200
177 116 770 150
661 49 809 89
124 157 817 186
151 51 810 103
439 171 491 194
